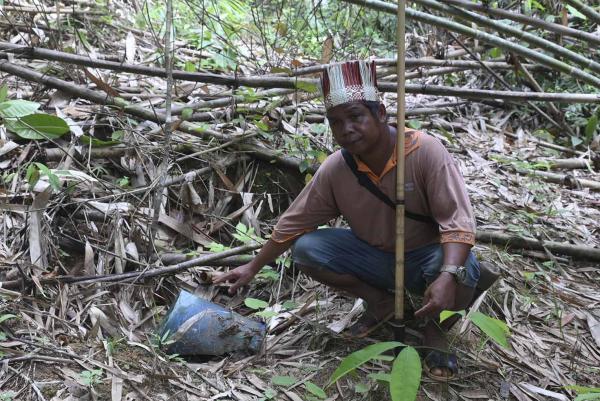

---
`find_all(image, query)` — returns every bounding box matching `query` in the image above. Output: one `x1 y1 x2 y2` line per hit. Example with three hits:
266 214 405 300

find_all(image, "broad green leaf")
390 346 421 401
571 136 583 148
244 297 268 310
272 375 297 387
407 120 422 129
295 81 319 93
0 99 40 118
282 300 298 310
565 4 586 19
6 113 69 139
81 135 120 147
565 386 600 394
469 311 510 348
327 341 403 387
304 382 326 399
0 314 17 324
254 310 278 318
440 309 465 323
368 372 391 382
0 84 8 102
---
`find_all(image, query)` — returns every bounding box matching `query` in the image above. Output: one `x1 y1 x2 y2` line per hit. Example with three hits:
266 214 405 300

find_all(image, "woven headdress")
321 60 379 110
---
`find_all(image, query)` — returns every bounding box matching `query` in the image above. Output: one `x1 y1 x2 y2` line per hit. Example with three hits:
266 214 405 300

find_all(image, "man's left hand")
414 272 457 319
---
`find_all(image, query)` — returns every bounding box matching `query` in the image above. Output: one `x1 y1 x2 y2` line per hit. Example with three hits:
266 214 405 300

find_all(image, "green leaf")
0 99 40 118
327 341 403 387
6 113 69 139
26 164 40 188
181 107 194 120
440 309 465 323
272 375 297 387
390 346 421 401
244 297 268 310
295 81 319 93
565 4 586 20
488 47 503 58
304 382 327 399
407 120 422 129
571 136 583 147
282 300 298 310
0 314 17 324
585 115 598 143
469 311 510 348
0 84 8 102
111 130 125 141
255 310 278 318
368 372 391 383
565 385 600 394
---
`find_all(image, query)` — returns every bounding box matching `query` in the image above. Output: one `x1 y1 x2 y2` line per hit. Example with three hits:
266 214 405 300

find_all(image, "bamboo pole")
342 0 600 89
412 0 600 77
441 0 600 47
563 0 600 25
3 43 599 103
395 0 407 340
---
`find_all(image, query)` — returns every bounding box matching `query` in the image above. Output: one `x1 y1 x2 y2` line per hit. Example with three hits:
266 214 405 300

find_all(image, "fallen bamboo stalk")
343 0 600 89
158 253 253 266
412 0 600 77
2 45 599 103
440 0 600 47
60 243 262 285
511 166 600 190
476 230 600 262
547 158 599 170
0 60 313 174
0 5 104 14
563 0 600 25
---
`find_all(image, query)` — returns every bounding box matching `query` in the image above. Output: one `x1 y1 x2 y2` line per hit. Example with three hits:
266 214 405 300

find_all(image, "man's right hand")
213 263 260 295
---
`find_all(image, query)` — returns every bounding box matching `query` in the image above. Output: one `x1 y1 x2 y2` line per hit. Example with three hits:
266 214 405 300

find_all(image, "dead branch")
476 230 600 262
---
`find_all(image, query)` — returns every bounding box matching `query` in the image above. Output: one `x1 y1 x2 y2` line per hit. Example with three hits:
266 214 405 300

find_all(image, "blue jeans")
291 228 480 294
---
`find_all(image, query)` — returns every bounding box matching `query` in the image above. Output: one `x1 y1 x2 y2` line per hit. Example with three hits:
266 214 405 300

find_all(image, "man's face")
326 102 386 155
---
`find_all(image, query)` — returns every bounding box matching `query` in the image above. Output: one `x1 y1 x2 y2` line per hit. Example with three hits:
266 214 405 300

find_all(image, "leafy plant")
440 310 511 349
565 385 600 401
327 342 420 401
232 222 262 244
0 99 70 140
0 391 16 401
26 163 61 192
79 369 103 386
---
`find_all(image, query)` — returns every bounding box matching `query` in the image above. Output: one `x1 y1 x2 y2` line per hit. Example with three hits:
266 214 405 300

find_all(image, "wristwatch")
440 265 468 285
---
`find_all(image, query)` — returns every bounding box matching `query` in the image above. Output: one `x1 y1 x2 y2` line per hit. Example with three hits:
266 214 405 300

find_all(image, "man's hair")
363 101 387 122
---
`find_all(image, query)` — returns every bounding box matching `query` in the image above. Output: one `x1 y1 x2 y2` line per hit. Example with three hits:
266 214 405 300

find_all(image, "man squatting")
215 60 482 380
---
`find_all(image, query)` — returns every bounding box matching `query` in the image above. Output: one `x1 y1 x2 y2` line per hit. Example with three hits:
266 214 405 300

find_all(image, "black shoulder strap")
341 148 436 225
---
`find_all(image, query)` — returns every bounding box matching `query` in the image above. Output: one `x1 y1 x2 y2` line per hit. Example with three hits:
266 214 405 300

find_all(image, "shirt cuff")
440 231 476 245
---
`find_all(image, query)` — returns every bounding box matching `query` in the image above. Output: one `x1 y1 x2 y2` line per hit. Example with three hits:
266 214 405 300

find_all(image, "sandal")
345 311 395 339
423 350 458 381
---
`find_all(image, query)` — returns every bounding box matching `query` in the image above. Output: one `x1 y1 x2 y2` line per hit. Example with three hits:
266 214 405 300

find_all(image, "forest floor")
1 1 600 400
